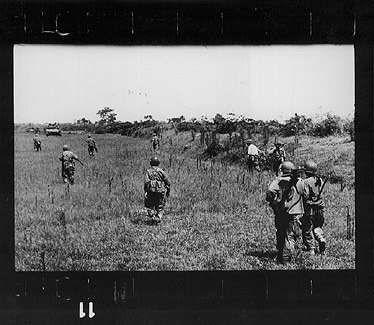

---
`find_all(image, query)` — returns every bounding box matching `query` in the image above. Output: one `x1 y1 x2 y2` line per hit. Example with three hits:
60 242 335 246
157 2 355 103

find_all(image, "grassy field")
15 131 355 271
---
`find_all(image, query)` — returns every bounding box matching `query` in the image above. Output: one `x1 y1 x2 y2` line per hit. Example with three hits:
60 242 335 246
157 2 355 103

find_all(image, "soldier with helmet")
59 145 83 184
85 133 97 156
144 156 170 223
151 133 160 151
266 161 314 263
33 133 42 152
302 160 326 253
268 141 286 176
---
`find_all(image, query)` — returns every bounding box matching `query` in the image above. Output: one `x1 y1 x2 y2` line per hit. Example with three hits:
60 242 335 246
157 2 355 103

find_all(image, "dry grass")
15 132 355 271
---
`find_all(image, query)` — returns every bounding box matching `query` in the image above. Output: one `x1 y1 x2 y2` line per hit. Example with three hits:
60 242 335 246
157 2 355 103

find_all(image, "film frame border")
1 0 373 323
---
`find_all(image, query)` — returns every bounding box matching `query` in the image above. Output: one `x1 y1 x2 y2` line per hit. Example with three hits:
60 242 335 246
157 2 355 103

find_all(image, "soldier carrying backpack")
144 156 171 223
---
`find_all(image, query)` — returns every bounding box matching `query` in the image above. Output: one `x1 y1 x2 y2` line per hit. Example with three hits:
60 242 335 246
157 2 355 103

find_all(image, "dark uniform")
33 135 42 151
144 157 170 222
85 135 97 156
268 143 285 176
302 161 326 253
266 161 314 263
59 145 80 184
151 134 160 151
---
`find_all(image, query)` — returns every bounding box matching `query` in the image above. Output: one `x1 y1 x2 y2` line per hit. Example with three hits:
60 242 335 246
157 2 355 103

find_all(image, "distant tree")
76 118 92 125
97 107 117 124
312 114 344 137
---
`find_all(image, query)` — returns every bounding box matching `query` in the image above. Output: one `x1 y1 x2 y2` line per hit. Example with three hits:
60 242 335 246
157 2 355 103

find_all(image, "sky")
14 45 354 124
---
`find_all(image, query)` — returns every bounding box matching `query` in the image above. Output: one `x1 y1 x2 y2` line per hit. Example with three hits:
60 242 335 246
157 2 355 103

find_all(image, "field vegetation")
15 127 355 271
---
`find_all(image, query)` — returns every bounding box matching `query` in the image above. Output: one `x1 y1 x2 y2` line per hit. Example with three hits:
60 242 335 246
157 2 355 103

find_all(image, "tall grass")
15 132 355 271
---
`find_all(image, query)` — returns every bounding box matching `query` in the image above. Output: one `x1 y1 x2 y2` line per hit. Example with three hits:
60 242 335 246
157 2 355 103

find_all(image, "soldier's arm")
266 180 279 202
144 171 150 191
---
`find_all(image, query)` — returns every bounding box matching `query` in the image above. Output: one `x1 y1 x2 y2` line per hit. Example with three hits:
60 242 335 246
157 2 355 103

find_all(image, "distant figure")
33 133 42 152
85 134 97 156
59 145 83 184
151 133 160 151
245 139 261 172
266 161 314 263
302 160 326 254
144 156 170 223
268 142 286 176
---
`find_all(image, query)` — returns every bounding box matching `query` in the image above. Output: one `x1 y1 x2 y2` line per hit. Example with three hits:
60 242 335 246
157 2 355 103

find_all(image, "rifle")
94 145 98 153
76 158 84 166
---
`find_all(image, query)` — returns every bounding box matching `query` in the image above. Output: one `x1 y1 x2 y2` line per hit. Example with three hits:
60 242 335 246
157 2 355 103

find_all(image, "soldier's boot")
314 228 326 253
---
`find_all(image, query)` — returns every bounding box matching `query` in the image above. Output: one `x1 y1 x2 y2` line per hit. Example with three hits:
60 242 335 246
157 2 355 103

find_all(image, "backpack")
146 168 165 193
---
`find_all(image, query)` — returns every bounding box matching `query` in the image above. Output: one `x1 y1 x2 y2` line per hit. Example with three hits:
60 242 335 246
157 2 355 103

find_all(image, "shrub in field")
15 131 355 271
312 114 344 137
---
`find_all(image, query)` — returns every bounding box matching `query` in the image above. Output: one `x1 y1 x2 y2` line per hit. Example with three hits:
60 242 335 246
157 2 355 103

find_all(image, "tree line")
15 107 354 143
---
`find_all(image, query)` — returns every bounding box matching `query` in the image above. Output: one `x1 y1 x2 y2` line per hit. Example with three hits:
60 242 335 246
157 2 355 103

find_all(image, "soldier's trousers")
276 213 303 263
311 210 325 244
88 146 95 155
247 155 259 172
62 165 75 184
145 192 166 216
272 160 282 175
300 214 316 251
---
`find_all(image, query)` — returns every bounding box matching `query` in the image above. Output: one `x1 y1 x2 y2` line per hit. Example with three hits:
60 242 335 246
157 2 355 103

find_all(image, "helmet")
88 133 91 138
63 145 70 151
304 160 317 174
245 138 253 144
281 161 295 176
153 133 157 136
150 156 160 166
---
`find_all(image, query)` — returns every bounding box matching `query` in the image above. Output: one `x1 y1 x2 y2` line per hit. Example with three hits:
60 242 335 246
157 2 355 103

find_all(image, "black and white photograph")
14 45 355 271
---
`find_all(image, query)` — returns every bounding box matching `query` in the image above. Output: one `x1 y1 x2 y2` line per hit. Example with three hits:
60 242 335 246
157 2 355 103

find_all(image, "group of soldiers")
246 139 286 175
32 131 326 262
266 160 327 263
33 133 96 184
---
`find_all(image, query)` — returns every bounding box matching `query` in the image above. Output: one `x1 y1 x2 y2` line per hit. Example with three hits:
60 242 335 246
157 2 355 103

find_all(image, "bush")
312 114 343 137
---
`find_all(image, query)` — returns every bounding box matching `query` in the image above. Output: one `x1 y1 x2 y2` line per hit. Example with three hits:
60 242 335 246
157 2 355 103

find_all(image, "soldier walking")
268 142 286 176
85 134 97 156
33 133 42 152
301 160 327 253
59 145 83 184
144 156 170 223
151 133 160 151
266 161 314 263
245 139 261 172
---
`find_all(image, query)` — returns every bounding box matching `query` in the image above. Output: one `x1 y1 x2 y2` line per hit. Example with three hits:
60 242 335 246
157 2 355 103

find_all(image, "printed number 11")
79 302 95 318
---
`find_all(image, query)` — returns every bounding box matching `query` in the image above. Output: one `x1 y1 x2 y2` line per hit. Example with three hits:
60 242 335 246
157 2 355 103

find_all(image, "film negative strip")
1 0 374 323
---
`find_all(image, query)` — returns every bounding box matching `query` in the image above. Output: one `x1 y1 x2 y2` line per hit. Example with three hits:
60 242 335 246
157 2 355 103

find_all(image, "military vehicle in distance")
45 123 62 136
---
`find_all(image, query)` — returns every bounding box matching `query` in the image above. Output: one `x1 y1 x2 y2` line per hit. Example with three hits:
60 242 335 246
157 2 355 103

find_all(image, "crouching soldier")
144 156 170 223
59 145 83 184
266 161 314 263
302 160 327 253
85 134 97 156
33 133 42 151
